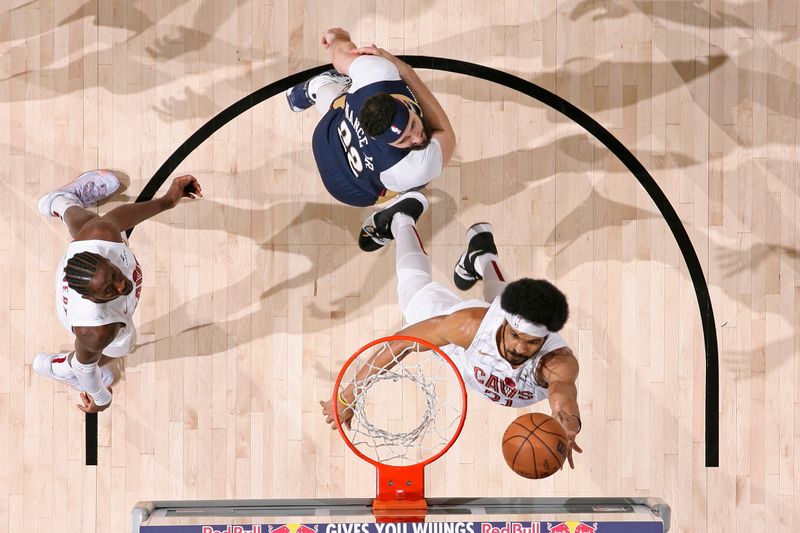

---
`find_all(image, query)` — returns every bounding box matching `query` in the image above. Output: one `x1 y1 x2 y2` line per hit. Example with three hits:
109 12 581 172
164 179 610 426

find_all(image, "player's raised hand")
319 397 353 431
162 174 202 209
553 399 583 469
321 27 350 49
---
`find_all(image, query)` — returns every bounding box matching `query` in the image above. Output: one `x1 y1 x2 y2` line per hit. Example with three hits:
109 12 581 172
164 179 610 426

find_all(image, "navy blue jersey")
312 80 422 206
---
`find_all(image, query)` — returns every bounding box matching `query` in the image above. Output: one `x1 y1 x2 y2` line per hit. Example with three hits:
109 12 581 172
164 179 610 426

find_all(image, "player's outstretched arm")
321 309 483 430
347 311 477 392
321 27 358 75
98 174 202 233
542 348 583 468
321 315 450 430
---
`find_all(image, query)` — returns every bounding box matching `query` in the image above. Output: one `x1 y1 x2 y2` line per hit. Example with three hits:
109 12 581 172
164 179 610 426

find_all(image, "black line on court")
130 56 719 467
86 412 97 465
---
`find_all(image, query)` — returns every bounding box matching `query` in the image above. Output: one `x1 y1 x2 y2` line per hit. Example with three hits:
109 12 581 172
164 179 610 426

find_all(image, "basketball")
502 412 569 479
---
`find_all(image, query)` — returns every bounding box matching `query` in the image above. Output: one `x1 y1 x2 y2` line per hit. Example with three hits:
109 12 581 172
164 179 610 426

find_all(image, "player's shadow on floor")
133 130 623 357
106 18 727 122
547 186 800 373
416 45 727 110
130 191 454 360
569 0 795 43
0 0 275 101
127 136 693 360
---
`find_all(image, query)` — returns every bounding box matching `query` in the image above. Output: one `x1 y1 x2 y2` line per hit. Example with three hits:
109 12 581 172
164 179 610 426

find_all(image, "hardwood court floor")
0 1 797 531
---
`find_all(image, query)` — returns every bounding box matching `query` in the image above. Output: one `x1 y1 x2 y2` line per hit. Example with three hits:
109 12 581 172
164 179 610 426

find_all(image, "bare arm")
345 310 480 396
321 28 359 75
395 61 455 165
350 45 456 166
96 175 202 233
321 308 484 429
541 347 583 468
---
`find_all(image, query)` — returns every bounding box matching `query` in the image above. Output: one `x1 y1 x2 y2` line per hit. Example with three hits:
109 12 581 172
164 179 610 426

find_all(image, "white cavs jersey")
54 239 143 357
444 297 568 408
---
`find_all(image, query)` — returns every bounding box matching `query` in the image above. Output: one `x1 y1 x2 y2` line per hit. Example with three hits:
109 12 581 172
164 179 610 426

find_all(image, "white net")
336 340 466 466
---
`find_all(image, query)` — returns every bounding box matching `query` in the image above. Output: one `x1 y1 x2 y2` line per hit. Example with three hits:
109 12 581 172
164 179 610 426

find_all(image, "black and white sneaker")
358 191 429 252
285 69 352 112
453 222 498 290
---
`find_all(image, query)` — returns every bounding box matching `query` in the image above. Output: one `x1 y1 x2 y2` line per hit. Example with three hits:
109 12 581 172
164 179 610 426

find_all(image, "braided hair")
64 251 105 296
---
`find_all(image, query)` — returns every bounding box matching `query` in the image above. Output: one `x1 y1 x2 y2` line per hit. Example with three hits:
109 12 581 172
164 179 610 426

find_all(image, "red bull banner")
140 521 664 533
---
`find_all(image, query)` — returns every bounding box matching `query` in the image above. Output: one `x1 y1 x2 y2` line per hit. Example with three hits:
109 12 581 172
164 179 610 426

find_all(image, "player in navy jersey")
286 28 456 250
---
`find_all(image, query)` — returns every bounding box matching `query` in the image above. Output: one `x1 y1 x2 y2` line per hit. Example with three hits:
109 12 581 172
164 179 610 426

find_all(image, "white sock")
474 253 499 277
50 193 83 221
71 357 112 406
391 213 415 237
51 352 76 378
478 255 508 302
392 216 432 316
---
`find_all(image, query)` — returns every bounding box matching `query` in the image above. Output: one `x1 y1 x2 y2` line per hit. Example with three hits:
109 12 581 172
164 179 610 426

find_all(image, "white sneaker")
37 170 121 218
286 69 352 112
33 352 114 391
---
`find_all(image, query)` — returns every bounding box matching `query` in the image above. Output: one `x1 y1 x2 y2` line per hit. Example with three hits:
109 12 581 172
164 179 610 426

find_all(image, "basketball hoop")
333 335 468 518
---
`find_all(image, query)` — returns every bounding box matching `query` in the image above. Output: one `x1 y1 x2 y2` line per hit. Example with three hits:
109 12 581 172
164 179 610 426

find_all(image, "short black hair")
500 278 569 332
360 93 397 137
64 251 104 296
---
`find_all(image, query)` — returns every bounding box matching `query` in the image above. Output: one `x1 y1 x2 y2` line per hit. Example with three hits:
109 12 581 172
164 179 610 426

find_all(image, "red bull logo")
202 526 263 533
480 522 541 533
268 525 319 533
546 523 597 533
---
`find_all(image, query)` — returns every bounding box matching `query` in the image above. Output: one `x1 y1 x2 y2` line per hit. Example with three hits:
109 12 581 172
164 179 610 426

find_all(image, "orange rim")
332 334 468 469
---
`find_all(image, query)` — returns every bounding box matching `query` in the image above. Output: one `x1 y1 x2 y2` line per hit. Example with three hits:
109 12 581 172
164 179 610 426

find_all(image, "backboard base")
131 497 671 533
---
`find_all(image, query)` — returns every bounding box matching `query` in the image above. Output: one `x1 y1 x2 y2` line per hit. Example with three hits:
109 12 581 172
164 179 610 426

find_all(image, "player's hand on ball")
77 387 112 413
553 400 583 469
563 433 583 469
319 398 353 431
162 174 202 209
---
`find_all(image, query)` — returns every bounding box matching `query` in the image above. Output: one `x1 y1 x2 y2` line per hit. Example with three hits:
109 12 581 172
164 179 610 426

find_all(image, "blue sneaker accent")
286 80 315 112
286 70 351 112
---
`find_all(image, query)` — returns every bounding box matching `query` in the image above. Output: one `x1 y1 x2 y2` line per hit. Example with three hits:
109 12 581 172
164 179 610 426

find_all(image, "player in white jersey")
320 193 583 467
33 170 202 414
